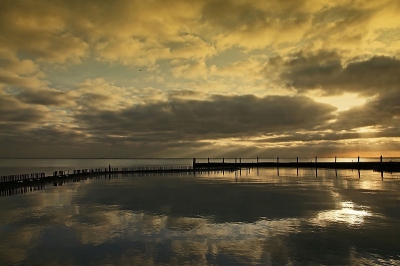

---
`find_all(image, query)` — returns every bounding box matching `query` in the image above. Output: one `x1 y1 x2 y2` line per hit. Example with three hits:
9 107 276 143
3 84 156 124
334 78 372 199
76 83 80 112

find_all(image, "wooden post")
380 155 383 163
335 156 337 163
257 156 259 164
315 156 317 163
223 158 224 164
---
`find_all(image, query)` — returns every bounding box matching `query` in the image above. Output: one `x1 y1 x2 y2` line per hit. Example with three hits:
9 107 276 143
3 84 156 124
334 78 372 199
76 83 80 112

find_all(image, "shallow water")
1 167 400 265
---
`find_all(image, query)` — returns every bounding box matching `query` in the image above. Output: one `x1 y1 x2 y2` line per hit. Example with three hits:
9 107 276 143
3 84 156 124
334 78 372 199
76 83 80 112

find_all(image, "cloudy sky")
1 0 400 158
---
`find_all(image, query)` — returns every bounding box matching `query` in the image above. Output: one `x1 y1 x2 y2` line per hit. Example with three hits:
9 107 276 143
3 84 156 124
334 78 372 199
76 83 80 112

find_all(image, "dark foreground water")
1 167 400 265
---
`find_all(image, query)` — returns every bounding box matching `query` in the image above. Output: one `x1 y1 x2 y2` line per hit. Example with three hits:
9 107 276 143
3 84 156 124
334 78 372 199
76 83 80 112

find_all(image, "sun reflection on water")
312 201 371 226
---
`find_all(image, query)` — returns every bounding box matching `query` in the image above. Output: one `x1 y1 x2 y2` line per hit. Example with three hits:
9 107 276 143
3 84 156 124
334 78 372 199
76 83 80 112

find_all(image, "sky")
1 0 400 159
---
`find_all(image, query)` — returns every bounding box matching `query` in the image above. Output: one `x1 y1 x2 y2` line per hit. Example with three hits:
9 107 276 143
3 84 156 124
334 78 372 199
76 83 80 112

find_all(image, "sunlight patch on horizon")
313 93 367 111
354 126 381 133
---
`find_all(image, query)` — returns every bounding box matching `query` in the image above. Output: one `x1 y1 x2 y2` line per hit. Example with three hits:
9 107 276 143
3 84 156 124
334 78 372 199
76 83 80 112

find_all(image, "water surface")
1 167 399 265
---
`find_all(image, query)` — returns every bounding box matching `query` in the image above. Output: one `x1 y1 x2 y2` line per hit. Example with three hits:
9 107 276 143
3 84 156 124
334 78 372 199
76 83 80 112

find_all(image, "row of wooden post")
196 156 385 164
0 173 45 183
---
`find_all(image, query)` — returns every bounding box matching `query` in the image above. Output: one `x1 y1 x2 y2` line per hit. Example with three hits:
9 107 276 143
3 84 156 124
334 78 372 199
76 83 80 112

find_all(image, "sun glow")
314 93 368 111
354 126 380 133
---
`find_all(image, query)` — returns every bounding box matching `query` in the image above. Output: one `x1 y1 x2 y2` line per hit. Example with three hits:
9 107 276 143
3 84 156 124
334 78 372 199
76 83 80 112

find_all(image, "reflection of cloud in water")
311 201 371 226
67 206 301 263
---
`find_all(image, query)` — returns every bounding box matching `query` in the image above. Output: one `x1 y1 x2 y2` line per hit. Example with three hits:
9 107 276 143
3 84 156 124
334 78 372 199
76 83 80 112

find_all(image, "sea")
0 158 400 265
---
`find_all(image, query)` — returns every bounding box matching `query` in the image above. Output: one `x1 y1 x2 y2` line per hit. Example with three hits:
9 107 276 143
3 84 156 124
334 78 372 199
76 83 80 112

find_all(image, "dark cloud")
16 89 69 106
201 0 307 31
283 52 400 96
0 93 48 123
73 94 336 141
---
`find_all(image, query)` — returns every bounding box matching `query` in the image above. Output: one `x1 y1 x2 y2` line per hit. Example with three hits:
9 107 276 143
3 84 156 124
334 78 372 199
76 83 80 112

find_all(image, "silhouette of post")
277 157 279 172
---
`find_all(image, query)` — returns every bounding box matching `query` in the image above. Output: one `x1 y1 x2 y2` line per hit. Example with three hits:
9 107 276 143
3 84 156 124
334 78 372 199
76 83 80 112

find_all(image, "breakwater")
192 156 400 172
1 157 399 191
193 161 400 171
0 165 205 197
0 166 193 185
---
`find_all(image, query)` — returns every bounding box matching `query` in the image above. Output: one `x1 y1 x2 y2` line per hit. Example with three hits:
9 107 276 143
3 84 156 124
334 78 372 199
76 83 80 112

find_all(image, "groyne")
0 165 195 186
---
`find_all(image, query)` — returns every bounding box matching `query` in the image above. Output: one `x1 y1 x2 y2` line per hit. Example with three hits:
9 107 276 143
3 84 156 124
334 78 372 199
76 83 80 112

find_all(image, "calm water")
1 160 400 265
